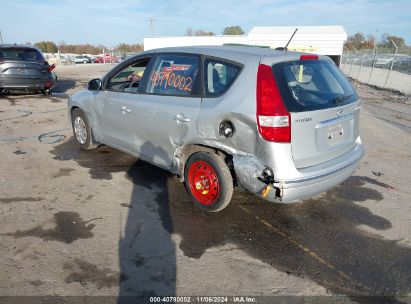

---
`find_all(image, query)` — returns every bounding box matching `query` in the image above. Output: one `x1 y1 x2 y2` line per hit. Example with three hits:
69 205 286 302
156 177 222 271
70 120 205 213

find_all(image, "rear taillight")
44 81 53 89
48 63 56 72
256 64 291 143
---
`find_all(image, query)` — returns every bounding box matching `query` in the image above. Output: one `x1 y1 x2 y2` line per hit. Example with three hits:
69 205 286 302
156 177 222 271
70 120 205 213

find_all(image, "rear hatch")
273 58 360 169
0 47 50 79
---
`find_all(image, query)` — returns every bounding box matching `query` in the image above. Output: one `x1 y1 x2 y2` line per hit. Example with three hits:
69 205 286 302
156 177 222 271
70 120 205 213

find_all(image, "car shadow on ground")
0 78 75 105
51 138 411 302
0 76 75 104
52 78 76 94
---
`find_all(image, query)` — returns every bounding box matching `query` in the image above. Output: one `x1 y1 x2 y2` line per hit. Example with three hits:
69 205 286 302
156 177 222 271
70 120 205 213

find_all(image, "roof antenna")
275 28 298 51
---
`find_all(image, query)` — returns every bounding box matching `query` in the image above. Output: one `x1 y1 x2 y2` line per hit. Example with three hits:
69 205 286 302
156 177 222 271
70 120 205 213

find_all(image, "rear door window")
144 54 200 96
204 59 241 97
0 48 44 62
273 60 357 112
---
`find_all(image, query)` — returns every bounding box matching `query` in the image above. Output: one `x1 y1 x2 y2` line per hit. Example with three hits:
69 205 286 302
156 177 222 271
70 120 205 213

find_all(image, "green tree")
117 43 130 57
222 26 244 35
344 32 375 50
34 41 58 53
114 43 143 57
381 34 405 47
345 33 365 49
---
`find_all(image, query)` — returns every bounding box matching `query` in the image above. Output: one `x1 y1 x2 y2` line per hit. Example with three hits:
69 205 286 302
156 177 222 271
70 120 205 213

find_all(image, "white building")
144 26 347 65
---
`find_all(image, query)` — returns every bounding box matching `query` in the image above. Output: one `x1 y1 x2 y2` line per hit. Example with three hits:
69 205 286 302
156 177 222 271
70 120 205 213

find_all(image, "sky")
1 0 410 47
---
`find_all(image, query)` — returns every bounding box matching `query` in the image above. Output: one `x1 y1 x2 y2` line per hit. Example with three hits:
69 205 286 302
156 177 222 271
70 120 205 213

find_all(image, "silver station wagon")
68 46 364 212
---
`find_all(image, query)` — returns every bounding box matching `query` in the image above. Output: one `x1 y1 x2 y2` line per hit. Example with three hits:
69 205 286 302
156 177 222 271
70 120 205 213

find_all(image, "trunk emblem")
336 109 344 116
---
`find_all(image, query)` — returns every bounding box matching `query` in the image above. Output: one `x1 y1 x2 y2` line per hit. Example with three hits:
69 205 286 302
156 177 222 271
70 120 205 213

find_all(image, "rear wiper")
330 94 354 104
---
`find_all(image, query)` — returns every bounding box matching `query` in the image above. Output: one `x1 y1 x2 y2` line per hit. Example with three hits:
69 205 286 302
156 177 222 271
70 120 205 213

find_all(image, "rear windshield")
273 60 357 112
0 48 44 62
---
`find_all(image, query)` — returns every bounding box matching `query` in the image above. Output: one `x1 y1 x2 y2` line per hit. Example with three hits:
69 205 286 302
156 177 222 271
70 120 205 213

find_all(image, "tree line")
31 25 245 54
36 27 409 55
184 25 245 36
344 32 408 50
31 41 143 55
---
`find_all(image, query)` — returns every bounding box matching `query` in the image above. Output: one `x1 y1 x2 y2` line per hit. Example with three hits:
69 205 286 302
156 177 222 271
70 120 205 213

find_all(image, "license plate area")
316 115 354 150
6 68 40 76
327 124 344 145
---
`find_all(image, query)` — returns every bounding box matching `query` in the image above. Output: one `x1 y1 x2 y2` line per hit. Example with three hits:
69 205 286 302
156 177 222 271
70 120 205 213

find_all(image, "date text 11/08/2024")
149 296 257 303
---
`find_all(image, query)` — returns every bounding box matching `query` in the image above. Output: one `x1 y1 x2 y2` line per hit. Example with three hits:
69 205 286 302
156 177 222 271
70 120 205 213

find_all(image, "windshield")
273 60 357 112
0 48 44 62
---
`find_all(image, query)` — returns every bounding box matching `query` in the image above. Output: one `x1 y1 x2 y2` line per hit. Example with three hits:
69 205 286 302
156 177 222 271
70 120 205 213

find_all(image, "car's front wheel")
71 108 96 150
184 152 233 212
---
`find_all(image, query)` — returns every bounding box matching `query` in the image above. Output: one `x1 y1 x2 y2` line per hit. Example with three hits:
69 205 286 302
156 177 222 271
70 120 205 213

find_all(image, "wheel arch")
69 106 99 146
176 143 235 184
69 105 80 122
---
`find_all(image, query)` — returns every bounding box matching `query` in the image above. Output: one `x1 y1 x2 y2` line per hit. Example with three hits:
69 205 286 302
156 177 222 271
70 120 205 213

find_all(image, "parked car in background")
0 44 56 94
94 55 121 64
374 54 394 68
111 56 121 63
392 54 411 74
68 46 364 212
74 56 91 64
94 57 104 63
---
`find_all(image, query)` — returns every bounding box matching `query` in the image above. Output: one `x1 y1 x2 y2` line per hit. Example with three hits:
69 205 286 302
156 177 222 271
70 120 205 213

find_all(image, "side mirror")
88 78 102 91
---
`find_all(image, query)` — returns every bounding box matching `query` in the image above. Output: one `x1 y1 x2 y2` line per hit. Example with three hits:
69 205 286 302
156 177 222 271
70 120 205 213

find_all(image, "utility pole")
374 29 378 46
0 30 3 43
147 19 155 36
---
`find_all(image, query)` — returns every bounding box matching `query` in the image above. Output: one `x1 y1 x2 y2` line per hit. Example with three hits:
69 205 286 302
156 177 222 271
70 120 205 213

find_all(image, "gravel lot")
1 64 410 303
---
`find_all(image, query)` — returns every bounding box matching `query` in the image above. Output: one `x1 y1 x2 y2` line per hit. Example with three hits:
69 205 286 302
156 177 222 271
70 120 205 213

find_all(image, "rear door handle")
121 105 131 113
174 113 190 122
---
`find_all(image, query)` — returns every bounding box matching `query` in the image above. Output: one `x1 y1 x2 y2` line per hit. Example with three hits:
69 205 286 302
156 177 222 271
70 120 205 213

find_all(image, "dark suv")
0 44 56 94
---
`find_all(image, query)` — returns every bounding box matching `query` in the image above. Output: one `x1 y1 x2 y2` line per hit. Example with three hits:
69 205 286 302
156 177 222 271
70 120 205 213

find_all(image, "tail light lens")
256 64 291 143
48 63 56 72
44 81 53 89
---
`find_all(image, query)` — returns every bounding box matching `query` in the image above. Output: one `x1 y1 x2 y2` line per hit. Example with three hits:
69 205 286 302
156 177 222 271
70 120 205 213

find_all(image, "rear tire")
71 108 97 150
184 152 233 212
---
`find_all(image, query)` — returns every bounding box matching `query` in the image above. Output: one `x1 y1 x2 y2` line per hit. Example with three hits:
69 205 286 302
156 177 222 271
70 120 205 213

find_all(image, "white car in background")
74 56 91 64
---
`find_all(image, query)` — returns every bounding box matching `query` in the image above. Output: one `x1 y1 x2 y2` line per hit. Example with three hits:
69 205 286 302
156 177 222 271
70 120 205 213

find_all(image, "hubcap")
187 160 220 205
74 116 87 144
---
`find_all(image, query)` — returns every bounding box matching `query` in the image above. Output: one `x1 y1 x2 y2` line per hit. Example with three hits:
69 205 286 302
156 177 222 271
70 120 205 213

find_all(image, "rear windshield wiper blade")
330 94 354 104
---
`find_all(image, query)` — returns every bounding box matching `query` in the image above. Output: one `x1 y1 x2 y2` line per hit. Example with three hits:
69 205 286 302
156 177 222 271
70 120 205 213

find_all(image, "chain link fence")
340 45 411 95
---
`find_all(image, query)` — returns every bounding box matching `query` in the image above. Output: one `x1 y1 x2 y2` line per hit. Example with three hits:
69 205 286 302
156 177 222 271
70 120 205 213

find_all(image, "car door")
132 53 202 169
92 56 152 154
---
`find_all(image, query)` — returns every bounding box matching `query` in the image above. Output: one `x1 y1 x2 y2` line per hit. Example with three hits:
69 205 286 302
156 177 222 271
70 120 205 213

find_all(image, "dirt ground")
0 64 410 303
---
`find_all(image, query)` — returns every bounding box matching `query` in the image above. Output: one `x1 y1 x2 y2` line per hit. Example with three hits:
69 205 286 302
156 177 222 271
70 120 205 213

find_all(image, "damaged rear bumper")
233 144 364 203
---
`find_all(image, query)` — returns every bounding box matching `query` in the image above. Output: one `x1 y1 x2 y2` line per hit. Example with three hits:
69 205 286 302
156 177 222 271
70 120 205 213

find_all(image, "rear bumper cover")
0 75 56 91
234 141 364 203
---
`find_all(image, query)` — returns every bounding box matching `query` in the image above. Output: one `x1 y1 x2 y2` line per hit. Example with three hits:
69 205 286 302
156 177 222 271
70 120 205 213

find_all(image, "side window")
106 57 150 93
204 59 241 97
145 54 199 96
